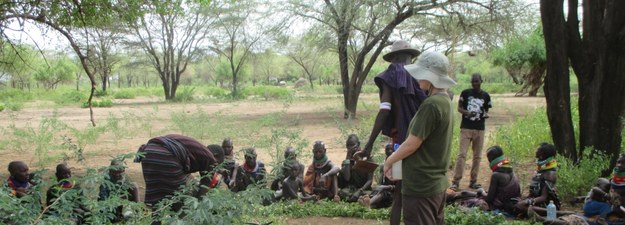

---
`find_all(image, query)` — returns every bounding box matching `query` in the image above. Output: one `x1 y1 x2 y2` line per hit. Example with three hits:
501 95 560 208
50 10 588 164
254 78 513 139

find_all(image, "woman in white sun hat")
383 51 456 225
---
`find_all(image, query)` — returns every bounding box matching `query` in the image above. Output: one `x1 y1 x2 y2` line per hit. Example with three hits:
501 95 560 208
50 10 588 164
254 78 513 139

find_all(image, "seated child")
274 163 316 202
362 143 395 209
271 147 304 191
230 147 266 192
304 141 340 201
46 163 88 222
6 161 35 198
98 159 140 223
221 138 239 188
338 134 373 202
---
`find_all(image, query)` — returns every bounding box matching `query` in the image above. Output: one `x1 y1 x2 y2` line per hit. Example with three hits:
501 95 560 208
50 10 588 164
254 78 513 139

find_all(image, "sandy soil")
0 92 545 224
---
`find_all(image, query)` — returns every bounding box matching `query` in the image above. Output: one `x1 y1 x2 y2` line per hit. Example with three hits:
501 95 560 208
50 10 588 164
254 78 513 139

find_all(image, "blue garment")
583 200 612 218
374 62 426 143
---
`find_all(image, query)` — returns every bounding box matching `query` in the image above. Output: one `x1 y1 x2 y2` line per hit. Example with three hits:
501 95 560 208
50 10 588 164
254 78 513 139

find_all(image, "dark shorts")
402 191 446 225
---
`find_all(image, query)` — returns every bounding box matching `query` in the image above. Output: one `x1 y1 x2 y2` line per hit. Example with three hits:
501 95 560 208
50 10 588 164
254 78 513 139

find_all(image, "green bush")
82 98 113 108
0 88 33 102
112 89 137 99
173 86 195 102
258 201 389 220
556 149 609 201
94 89 108 97
2 100 24 111
54 90 87 104
0 103 4 112
203 86 228 98
445 205 533 225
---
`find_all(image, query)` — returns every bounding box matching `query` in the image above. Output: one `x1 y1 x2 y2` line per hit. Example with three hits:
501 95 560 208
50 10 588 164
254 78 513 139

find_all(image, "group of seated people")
9 136 625 224
4 159 139 223
446 142 625 225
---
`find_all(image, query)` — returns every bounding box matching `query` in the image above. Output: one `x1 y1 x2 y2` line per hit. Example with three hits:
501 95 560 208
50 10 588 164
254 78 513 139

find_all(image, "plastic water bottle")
546 200 557 220
391 143 402 180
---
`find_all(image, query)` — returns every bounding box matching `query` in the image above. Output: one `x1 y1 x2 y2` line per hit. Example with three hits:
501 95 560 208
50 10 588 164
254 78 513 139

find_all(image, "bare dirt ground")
0 92 545 224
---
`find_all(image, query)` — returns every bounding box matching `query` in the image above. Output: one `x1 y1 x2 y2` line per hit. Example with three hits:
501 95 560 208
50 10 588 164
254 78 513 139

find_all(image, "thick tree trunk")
540 0 577 162
583 0 625 166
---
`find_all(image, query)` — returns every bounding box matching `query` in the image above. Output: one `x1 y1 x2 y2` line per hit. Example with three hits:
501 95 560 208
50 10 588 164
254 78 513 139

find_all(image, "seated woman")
483 146 521 214
271 147 304 191
338 134 373 202
304 141 340 201
98 159 140 223
444 146 521 213
230 147 266 192
515 143 561 214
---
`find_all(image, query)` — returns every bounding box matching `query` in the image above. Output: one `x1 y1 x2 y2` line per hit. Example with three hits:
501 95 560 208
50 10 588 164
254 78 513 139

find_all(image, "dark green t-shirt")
402 93 454 197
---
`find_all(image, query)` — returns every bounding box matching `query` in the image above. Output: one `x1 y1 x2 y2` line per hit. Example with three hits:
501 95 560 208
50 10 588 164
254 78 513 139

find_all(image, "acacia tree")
540 0 625 165
289 0 503 118
127 0 214 100
81 27 124 92
287 33 328 90
491 28 546 96
0 44 39 89
210 0 282 98
0 0 142 126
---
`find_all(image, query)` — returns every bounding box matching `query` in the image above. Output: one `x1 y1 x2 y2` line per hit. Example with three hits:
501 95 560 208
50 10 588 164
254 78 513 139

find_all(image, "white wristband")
380 102 391 110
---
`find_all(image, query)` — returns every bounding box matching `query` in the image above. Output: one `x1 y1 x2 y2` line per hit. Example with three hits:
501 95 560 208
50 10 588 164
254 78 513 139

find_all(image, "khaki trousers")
452 129 485 184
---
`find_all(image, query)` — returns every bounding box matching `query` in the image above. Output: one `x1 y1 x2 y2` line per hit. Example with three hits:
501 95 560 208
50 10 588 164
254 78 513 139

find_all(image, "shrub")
82 98 113 108
203 86 228 98
0 103 4 112
173 86 195 102
54 90 87 105
556 149 609 201
112 89 136 99
445 205 533 225
2 100 24 111
94 89 108 97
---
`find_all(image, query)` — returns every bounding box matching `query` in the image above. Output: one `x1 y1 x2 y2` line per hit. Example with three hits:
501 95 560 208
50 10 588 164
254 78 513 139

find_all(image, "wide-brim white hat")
383 40 421 62
404 51 456 89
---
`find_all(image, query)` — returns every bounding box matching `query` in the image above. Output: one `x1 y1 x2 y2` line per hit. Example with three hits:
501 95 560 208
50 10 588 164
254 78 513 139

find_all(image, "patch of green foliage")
82 98 113 108
0 88 32 111
445 205 535 225
0 103 4 112
202 86 228 98
54 89 87 105
258 200 388 220
173 86 196 102
557 149 609 201
112 89 137 99
94 89 108 97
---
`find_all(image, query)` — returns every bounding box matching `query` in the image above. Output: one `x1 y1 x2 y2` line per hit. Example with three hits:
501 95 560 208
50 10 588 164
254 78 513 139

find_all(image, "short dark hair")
346 134 359 146
486 145 504 162
207 144 224 163
313 141 325 150
538 142 557 158
7 161 25 173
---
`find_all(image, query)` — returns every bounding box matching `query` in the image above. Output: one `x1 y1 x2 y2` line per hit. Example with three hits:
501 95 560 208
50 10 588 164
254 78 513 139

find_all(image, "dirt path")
0 93 545 224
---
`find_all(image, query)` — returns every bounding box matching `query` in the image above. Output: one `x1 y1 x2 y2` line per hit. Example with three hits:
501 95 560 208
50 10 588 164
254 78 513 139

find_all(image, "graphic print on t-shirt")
466 96 484 121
